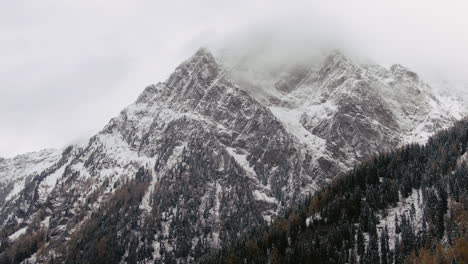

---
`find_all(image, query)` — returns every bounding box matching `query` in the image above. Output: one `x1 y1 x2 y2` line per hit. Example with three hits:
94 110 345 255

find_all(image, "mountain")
226 50 463 166
0 149 62 209
200 117 468 264
0 48 465 263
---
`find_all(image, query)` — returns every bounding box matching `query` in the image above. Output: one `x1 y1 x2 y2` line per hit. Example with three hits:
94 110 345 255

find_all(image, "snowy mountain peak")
179 47 219 76
319 50 359 75
193 47 213 58
1 47 467 263
163 48 222 106
390 63 420 84
324 49 350 64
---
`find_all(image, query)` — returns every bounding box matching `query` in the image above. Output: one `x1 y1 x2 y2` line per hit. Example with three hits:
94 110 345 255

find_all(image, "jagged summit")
193 47 214 59
322 50 352 66
390 63 420 83
164 48 222 105
317 50 357 73
180 47 218 70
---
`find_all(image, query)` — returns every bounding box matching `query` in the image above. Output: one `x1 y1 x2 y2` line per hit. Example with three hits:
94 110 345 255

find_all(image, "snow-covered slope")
0 48 466 263
0 49 326 263
0 149 61 207
226 50 465 166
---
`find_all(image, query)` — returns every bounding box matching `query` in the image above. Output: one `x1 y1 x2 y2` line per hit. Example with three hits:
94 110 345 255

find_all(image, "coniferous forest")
3 119 468 264
2 117 467 264
199 118 468 264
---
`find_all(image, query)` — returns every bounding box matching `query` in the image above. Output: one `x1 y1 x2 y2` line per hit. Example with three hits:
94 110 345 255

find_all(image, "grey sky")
1 0 467 157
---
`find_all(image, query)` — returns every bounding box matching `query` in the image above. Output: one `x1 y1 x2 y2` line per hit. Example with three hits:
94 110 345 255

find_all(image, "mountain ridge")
0 48 466 263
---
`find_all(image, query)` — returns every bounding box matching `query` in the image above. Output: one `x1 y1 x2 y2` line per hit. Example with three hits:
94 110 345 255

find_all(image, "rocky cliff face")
0 149 62 210
229 50 462 167
0 48 465 263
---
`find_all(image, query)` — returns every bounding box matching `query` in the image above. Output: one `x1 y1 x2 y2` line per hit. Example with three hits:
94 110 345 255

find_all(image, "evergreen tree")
380 227 389 264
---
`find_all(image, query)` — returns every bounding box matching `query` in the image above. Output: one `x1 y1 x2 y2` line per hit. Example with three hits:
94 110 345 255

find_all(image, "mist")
1 0 467 157
198 1 468 85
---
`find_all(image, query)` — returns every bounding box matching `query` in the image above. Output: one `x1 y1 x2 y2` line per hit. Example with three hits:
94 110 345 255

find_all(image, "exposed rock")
0 48 466 263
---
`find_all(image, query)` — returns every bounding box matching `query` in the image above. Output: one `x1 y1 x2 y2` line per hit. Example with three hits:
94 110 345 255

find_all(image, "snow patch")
252 190 277 204
37 162 70 202
377 188 423 250
306 213 323 227
225 147 256 178
165 143 187 169
8 226 27 241
269 106 327 153
4 180 25 201
1 149 62 202
457 151 468 167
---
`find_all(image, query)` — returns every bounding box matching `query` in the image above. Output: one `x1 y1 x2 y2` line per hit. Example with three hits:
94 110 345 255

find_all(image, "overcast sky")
1 0 468 157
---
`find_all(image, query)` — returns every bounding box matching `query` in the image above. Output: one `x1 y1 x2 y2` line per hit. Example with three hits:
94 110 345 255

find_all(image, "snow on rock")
252 190 277 204
377 189 424 250
306 213 323 227
1 48 467 263
269 106 327 153
8 226 27 241
230 50 467 166
37 161 69 203
4 179 26 202
457 151 468 167
0 149 61 183
0 149 61 204
225 147 256 178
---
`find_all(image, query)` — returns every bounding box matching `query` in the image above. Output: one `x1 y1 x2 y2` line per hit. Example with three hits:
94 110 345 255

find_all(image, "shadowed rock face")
0 48 465 263
274 66 310 93
301 52 401 163
391 64 420 84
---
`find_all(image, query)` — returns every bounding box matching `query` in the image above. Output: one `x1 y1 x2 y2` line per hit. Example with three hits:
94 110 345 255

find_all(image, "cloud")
199 1 468 81
1 0 467 157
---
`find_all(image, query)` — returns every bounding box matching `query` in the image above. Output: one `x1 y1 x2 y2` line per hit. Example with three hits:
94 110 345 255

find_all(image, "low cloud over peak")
1 0 467 157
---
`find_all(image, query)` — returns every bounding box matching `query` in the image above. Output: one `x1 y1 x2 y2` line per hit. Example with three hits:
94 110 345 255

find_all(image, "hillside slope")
0 48 466 264
200 118 468 264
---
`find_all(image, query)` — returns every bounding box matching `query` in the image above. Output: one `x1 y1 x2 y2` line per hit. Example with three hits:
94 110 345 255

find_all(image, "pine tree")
380 227 389 264
357 229 365 257
368 232 379 264
394 236 403 264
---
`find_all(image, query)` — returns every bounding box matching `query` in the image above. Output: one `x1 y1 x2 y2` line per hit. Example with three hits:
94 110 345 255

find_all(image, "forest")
199 118 468 264
2 118 468 263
